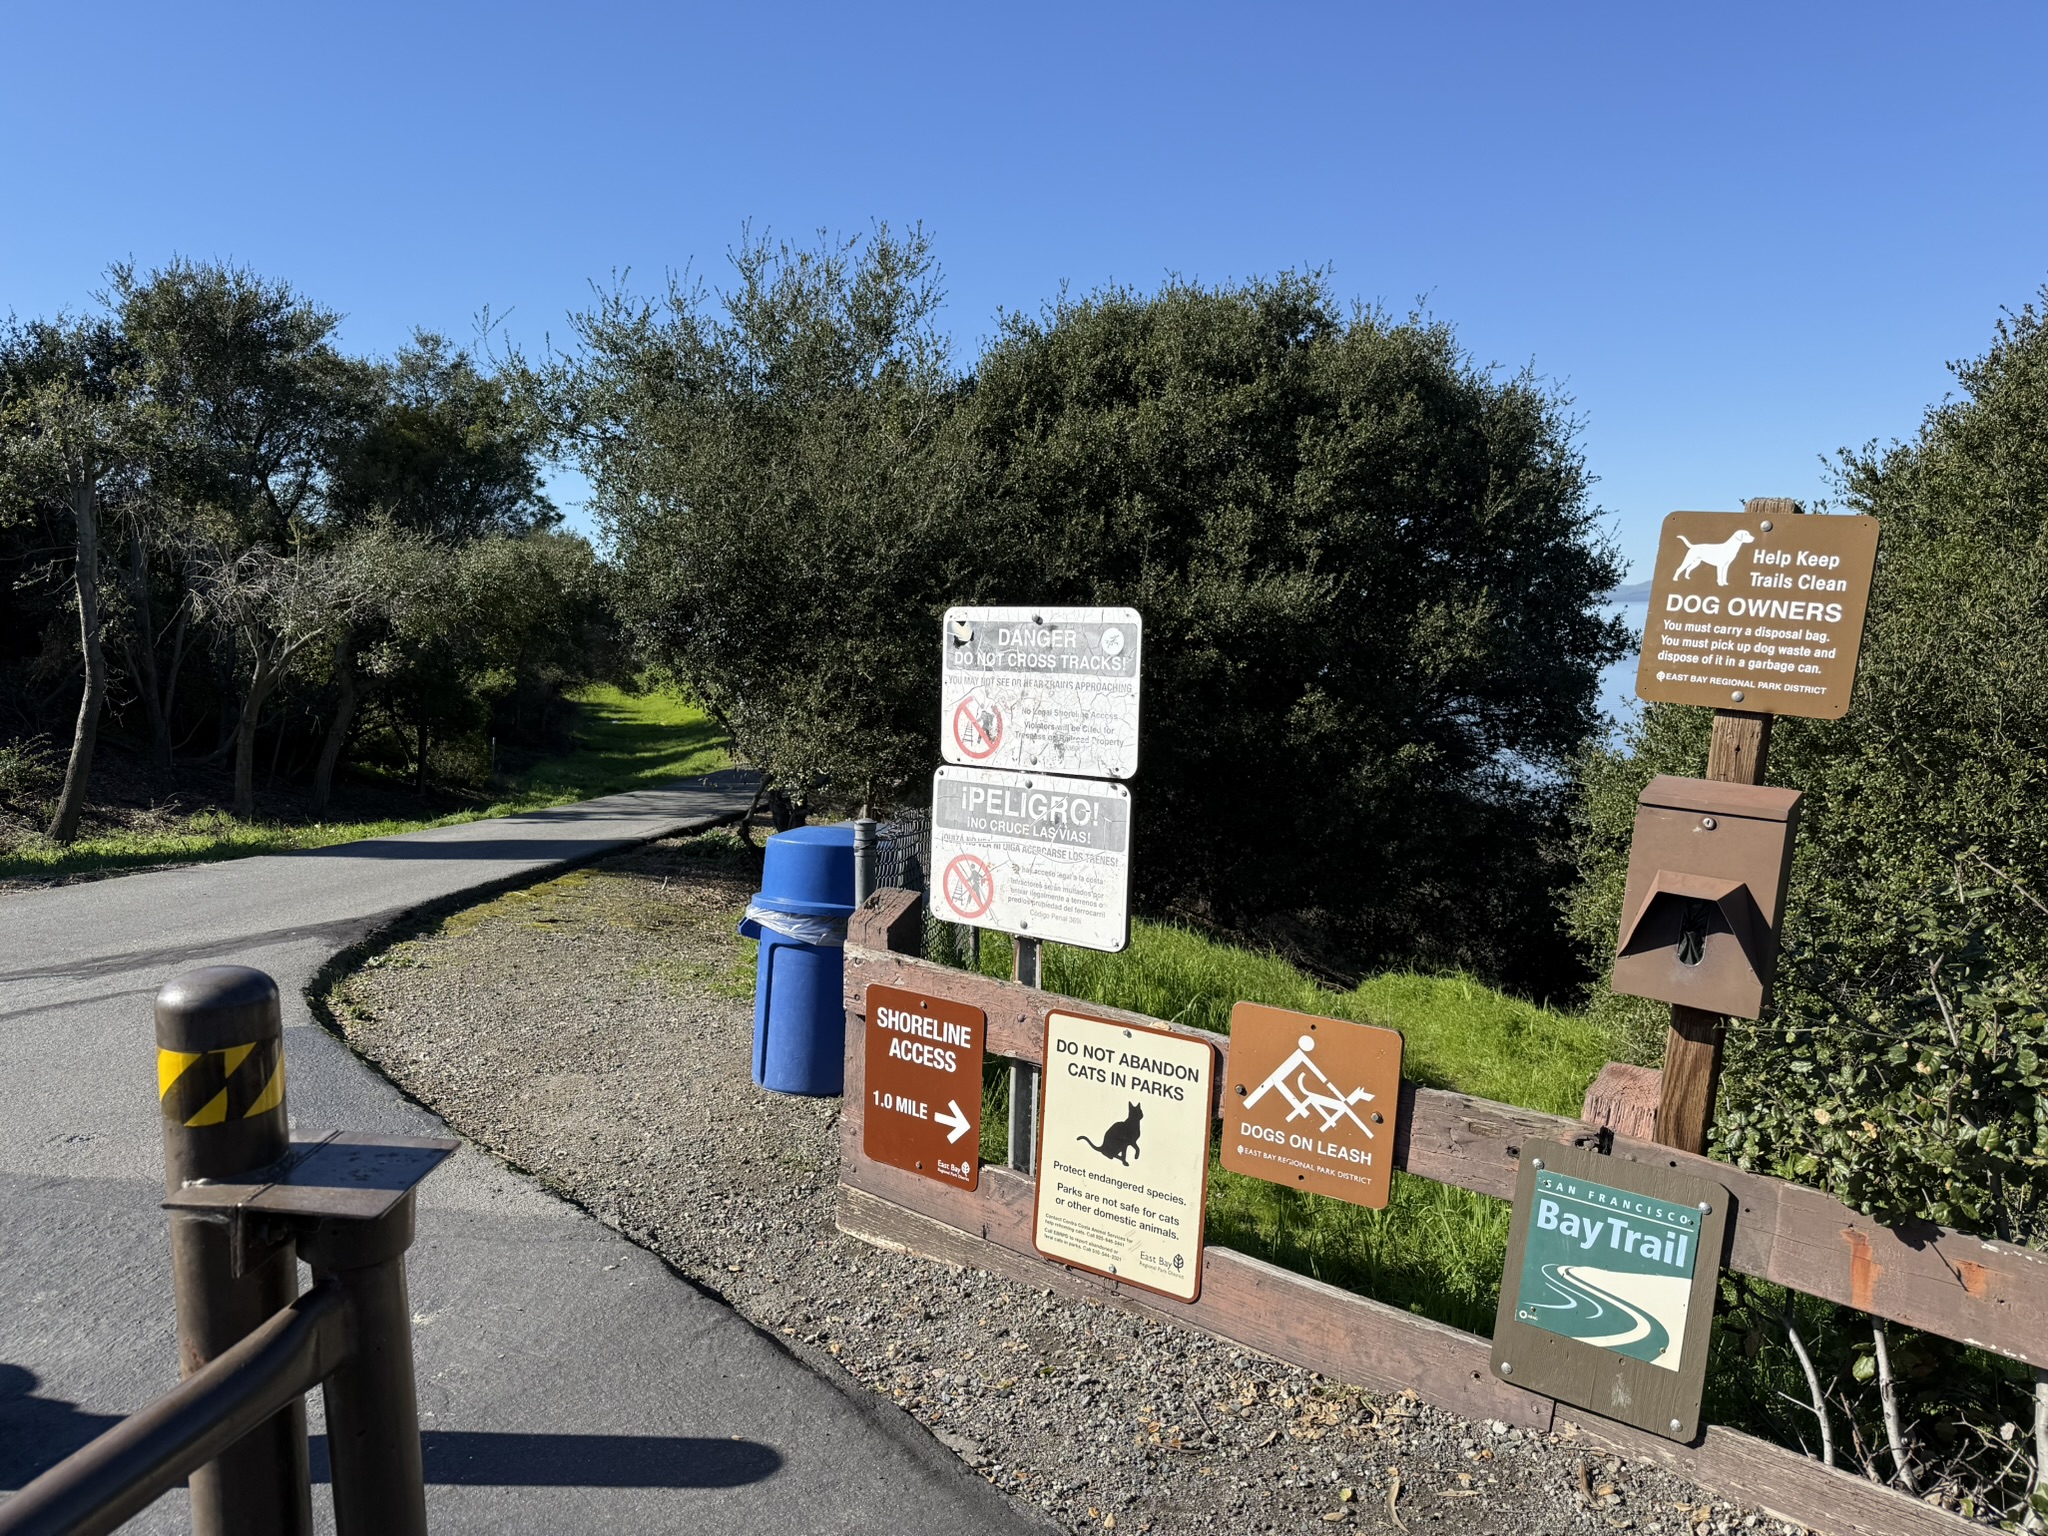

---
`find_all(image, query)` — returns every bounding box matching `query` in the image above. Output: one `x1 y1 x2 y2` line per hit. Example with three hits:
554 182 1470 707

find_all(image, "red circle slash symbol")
951 696 1003 760
942 854 995 919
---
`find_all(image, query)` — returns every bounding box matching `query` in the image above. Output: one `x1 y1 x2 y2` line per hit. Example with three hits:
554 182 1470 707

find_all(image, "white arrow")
935 1099 972 1145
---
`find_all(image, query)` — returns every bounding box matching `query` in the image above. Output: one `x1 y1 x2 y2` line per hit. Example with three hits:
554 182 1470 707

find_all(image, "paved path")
0 778 1042 1534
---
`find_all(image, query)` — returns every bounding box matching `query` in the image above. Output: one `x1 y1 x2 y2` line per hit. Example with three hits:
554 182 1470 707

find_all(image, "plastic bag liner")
740 902 848 948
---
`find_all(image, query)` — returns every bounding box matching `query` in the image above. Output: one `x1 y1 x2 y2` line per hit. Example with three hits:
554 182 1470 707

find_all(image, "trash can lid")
751 822 859 917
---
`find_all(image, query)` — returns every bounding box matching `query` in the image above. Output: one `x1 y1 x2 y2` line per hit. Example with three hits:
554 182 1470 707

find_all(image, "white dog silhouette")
1672 529 1754 586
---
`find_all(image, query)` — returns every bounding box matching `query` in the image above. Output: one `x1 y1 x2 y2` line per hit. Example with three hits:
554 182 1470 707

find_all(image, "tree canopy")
563 234 1627 986
1 259 608 840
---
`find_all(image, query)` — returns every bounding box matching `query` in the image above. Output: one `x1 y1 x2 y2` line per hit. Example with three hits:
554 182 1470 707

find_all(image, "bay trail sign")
1033 1010 1214 1302
929 766 1131 952
1490 1140 1730 1442
941 606 1142 780
1633 510 1879 719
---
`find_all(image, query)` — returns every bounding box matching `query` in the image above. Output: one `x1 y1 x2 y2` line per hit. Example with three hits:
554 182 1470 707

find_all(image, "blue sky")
4 2 2044 577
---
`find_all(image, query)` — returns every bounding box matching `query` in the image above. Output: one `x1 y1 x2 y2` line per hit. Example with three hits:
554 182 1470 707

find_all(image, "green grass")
0 684 732 884
956 919 1617 1335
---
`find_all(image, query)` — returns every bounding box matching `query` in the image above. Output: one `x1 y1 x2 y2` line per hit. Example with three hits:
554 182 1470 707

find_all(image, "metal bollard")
852 817 878 906
299 1195 429 1536
156 966 311 1536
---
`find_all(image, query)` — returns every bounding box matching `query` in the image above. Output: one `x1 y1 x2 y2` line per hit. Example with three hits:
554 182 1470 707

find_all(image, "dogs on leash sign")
1219 1003 1403 1209
941 606 1142 780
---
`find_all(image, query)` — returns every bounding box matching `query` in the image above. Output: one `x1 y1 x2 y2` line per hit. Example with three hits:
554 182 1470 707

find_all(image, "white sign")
941 606 1142 780
1033 1010 1214 1302
929 766 1131 952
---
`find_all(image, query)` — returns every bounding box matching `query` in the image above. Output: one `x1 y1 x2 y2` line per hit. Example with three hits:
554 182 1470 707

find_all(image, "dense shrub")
1569 291 2048 1239
971 278 1626 991
571 235 1629 990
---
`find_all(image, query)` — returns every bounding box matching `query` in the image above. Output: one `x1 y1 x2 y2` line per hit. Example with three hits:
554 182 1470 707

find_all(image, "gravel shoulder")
322 829 1805 1536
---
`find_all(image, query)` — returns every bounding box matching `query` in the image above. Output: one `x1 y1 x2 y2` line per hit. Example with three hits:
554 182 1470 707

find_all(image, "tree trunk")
231 649 279 821
125 522 171 771
414 716 430 797
310 636 358 819
46 477 106 844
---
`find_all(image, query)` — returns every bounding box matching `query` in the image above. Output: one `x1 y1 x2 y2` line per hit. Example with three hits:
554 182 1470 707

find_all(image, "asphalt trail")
0 775 1043 1535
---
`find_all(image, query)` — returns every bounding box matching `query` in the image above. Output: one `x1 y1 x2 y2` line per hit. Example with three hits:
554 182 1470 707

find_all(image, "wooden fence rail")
836 892 2042 1536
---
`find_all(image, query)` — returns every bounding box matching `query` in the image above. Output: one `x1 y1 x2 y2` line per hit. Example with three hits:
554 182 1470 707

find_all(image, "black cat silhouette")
1077 1102 1143 1164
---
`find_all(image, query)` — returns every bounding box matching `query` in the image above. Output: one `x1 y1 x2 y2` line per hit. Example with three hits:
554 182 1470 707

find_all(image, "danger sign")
863 984 985 1189
941 606 1141 780
1219 1002 1404 1209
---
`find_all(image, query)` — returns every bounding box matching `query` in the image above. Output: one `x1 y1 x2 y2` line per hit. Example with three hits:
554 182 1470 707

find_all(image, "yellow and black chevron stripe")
157 1038 285 1128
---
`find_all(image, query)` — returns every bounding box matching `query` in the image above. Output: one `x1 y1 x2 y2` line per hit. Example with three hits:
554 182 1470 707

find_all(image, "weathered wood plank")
841 945 2048 1364
836 1160 1555 1430
835 1180 1980 1536
847 887 925 954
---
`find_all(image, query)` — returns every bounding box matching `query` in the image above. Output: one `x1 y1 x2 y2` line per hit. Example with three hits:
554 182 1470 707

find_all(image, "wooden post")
1652 496 1796 1153
1009 937 1042 1173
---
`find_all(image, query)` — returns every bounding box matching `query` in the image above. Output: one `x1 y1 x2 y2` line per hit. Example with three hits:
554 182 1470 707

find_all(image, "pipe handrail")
0 1284 350 1536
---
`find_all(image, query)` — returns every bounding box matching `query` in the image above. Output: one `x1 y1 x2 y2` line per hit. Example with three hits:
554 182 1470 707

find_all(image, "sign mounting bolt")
1730 690 1745 702
1530 1158 1544 1170
1499 1361 1512 1375
1759 520 1774 532
1669 1418 1682 1432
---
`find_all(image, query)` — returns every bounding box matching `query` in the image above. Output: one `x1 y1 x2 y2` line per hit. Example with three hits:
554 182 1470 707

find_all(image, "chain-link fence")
875 809 977 965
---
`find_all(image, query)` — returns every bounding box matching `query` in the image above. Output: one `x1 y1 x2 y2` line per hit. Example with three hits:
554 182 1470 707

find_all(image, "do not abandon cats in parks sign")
1033 1011 1214 1302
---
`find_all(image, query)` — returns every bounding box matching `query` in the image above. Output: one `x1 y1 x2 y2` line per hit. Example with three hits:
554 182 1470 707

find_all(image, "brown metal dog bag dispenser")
1611 775 1801 1020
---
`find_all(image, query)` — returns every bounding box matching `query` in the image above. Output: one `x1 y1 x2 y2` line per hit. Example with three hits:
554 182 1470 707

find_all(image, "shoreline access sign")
862 984 984 1190
941 606 1142 780
1633 511 1880 719
929 767 1131 951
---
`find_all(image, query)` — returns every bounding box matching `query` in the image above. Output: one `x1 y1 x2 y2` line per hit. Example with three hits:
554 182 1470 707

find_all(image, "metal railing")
0 966 452 1536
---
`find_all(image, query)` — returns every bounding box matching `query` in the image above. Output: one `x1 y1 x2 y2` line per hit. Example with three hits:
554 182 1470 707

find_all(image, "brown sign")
1634 511 1879 719
863 984 984 1189
1219 1003 1403 1209
1491 1139 1730 1442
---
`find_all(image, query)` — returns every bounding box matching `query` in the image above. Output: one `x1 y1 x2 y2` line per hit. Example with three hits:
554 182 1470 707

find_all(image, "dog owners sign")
1633 511 1879 719
1032 1010 1215 1302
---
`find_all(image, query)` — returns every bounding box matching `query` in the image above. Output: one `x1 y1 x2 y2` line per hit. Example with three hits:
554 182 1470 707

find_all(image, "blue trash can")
740 823 858 1095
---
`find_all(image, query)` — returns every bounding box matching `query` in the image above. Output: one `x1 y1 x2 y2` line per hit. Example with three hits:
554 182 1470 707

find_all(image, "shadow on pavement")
312 1430 784 1488
0 1365 122 1490
0 1366 782 1494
